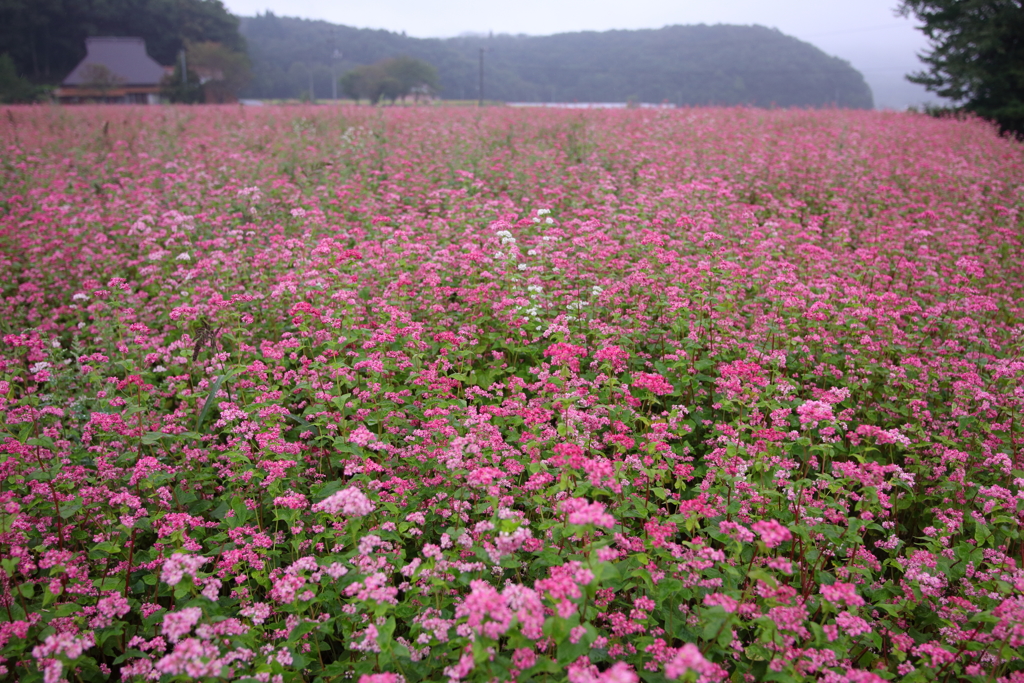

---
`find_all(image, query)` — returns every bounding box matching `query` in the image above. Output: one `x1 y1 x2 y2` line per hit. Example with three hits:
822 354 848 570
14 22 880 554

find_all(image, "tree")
0 53 39 103
383 55 439 101
899 0 1024 136
186 40 251 102
160 61 203 104
339 56 438 104
80 63 124 97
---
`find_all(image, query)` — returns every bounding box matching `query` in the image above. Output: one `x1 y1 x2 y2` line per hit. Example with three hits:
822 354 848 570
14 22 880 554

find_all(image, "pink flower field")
1 104 1023 683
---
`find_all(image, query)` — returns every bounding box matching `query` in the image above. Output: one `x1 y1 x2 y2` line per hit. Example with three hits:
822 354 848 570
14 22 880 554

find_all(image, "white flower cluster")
496 229 516 246
516 283 547 330
531 208 555 225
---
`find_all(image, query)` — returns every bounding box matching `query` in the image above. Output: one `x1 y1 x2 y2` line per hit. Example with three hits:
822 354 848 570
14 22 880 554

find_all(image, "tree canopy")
239 14 873 108
0 53 40 102
0 0 245 84
340 56 438 104
899 0 1024 135
187 40 251 102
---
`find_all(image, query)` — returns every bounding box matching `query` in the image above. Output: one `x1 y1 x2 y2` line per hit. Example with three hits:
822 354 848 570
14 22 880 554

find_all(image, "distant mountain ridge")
239 13 873 108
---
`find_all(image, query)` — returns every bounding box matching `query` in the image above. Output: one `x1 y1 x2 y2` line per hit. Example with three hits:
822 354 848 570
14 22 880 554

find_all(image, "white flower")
591 286 604 296
545 217 554 224
527 249 538 256
176 252 191 261
517 263 527 271
180 291 190 297
77 322 86 329
495 229 513 239
72 293 89 301
501 236 516 245
153 365 167 373
493 251 504 260
536 209 551 216
527 285 543 294
51 339 61 348
31 362 51 373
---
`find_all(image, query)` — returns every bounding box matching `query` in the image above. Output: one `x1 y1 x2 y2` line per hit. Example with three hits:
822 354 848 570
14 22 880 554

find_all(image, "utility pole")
331 29 342 102
332 49 343 101
180 49 187 85
478 48 484 107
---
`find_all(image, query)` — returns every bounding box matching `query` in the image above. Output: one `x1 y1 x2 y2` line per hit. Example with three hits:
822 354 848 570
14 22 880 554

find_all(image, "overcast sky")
222 0 946 109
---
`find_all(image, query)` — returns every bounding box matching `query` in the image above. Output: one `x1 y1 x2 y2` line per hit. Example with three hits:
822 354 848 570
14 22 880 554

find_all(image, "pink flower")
820 582 865 607
992 596 1024 647
601 662 640 683
631 372 675 396
561 497 616 528
544 343 588 372
594 345 630 372
718 520 755 543
160 553 208 586
443 649 475 682
455 580 513 639
512 647 536 670
359 675 405 683
240 602 271 625
269 573 306 603
348 424 383 449
912 641 956 667
161 607 203 643
311 486 374 517
835 611 873 637
796 400 834 426
703 592 739 613
272 493 308 509
665 643 713 679
32 631 96 660
350 624 381 653
151 637 222 677
751 519 792 548
91 592 130 628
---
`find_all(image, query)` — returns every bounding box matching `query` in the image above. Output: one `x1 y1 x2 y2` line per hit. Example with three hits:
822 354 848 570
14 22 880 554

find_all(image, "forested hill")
240 13 874 108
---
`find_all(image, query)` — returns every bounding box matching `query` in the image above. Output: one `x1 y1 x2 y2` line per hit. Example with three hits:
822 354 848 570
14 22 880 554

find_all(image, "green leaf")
141 431 175 445
377 616 396 650
195 372 231 434
59 500 83 519
27 436 56 450
289 619 321 641
55 602 82 616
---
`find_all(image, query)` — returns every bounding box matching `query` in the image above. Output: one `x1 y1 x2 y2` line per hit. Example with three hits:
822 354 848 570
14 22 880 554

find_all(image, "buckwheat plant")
0 104 1022 683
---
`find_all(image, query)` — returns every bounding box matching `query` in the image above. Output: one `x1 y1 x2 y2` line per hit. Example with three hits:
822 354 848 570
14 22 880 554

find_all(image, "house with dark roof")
56 37 170 104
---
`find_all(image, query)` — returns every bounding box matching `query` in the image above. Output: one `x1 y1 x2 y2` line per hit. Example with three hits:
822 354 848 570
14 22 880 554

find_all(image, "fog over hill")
240 14 873 108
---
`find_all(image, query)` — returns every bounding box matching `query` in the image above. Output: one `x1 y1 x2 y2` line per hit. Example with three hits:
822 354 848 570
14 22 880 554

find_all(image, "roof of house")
63 37 166 87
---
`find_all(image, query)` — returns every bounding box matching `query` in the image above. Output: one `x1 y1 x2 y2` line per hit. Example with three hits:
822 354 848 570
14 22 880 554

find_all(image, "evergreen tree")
899 0 1024 136
0 53 40 103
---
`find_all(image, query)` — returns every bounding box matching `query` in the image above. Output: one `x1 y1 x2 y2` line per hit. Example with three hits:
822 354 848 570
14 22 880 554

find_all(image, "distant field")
1 105 1023 683
249 99 504 106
